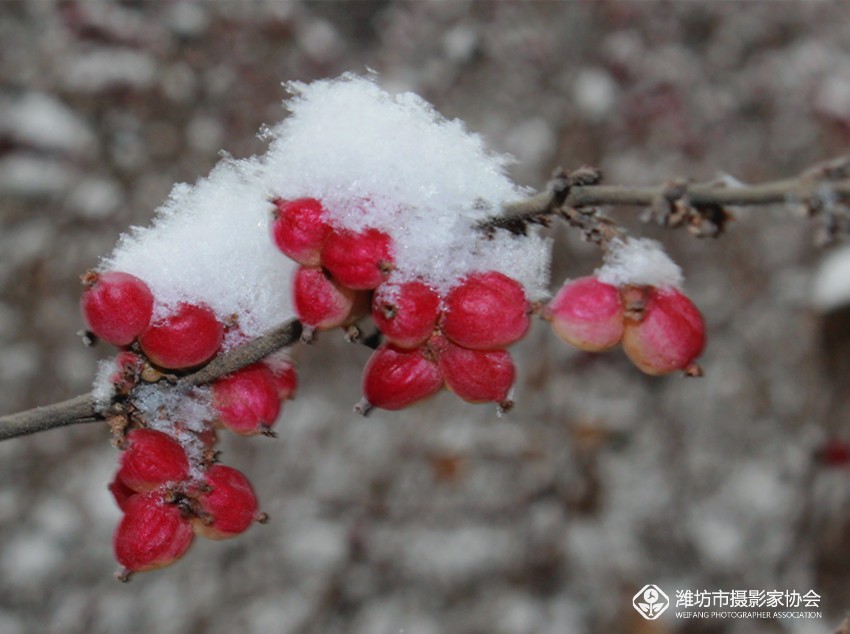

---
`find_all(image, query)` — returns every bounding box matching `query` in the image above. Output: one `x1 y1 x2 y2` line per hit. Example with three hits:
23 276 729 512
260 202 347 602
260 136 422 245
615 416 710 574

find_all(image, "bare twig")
0 319 302 441
482 157 850 242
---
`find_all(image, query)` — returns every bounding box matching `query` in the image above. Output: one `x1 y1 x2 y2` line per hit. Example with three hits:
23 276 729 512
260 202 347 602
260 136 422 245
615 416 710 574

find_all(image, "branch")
0 319 302 441
484 156 850 242
5 154 850 442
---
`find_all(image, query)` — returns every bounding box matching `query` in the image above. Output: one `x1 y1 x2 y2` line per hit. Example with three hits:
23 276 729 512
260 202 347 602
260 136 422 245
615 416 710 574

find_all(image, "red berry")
372 281 440 349
622 286 706 376
114 492 194 574
321 228 394 290
267 362 298 401
212 364 281 436
117 429 190 493
139 303 224 370
81 271 154 346
547 276 624 352
441 271 529 350
109 474 137 511
192 465 260 540
439 341 515 406
362 343 443 410
270 197 332 266
292 266 358 331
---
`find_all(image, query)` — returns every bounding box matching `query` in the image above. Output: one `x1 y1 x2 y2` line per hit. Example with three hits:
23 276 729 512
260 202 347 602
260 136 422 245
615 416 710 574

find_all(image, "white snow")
103 74 551 338
131 384 216 477
596 237 684 289
91 359 118 412
261 74 550 298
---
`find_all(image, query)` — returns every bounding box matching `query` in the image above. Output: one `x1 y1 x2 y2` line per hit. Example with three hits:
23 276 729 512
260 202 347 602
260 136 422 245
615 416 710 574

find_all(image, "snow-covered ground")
2 2 850 632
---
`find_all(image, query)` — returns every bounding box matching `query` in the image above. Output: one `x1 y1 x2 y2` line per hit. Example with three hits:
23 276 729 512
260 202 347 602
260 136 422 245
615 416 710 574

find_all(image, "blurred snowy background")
2 2 850 633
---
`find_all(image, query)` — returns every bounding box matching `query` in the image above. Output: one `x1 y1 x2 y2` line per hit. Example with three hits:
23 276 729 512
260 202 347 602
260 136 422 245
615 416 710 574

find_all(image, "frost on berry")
192 465 260 540
271 197 332 266
81 271 154 346
293 266 358 332
212 364 281 436
361 343 443 411
114 492 194 577
372 281 440 349
440 271 529 350
622 286 706 376
117 429 190 493
139 303 224 370
546 276 624 352
439 341 515 407
321 228 394 290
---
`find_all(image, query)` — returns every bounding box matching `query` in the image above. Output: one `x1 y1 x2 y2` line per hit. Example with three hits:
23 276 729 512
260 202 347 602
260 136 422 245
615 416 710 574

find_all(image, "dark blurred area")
2 2 850 633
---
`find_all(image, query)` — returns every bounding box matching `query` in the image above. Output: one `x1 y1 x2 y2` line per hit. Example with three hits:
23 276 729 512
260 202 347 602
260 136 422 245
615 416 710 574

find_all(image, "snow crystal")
596 238 684 288
92 359 117 412
131 384 216 477
811 245 850 311
104 74 550 336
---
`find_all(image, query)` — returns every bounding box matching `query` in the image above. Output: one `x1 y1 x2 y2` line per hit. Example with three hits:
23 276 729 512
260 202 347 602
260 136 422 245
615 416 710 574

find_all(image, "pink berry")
270 197 332 266
372 281 441 349
546 276 624 352
139 303 224 370
321 227 394 290
441 271 530 350
293 266 358 331
192 465 260 540
117 429 190 493
80 271 154 346
361 344 443 411
114 492 194 575
439 341 515 407
212 364 281 436
109 474 137 511
622 286 706 376
267 362 298 401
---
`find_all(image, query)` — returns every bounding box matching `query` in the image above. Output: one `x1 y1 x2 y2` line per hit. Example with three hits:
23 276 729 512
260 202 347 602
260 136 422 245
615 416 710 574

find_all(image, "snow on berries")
545 239 707 376
80 76 710 578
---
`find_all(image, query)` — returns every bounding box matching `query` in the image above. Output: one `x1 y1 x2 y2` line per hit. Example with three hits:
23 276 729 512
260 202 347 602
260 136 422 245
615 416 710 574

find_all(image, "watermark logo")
633 584 670 620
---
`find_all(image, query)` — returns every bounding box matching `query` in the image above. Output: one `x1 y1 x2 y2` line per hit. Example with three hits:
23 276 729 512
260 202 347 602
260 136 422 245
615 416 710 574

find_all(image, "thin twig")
0 319 302 441
483 158 850 239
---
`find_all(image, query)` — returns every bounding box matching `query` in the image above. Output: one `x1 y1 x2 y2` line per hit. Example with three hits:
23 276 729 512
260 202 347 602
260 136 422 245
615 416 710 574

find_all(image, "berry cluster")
272 198 531 412
81 271 297 578
545 275 706 375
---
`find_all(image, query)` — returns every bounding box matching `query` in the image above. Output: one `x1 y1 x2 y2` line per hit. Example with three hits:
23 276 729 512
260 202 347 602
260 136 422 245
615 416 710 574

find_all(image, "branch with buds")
2 154 849 442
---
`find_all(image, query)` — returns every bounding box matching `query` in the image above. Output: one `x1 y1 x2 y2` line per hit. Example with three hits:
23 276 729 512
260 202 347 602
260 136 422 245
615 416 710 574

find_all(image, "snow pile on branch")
104 74 551 335
596 238 683 289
